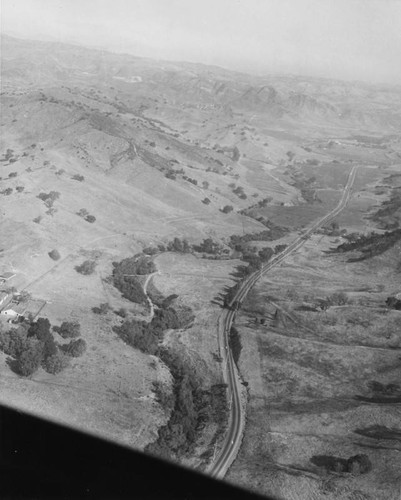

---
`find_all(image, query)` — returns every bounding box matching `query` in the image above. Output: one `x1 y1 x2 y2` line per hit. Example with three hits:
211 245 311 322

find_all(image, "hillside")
1 34 401 496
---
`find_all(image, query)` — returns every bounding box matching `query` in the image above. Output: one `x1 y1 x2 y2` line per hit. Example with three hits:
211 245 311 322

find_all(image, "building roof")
1 302 26 315
0 272 16 280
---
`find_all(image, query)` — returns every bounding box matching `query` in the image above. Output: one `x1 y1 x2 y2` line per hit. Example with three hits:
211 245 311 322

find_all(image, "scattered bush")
37 191 60 208
92 303 110 315
16 186 24 192
77 208 89 218
143 247 159 256
221 205 233 214
8 172 18 178
114 307 127 318
165 171 176 180
72 174 85 181
48 249 61 261
75 260 96 275
76 208 96 223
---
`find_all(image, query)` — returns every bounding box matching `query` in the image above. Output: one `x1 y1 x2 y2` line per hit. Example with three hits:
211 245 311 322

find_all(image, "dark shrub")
92 303 110 315
43 353 70 374
53 321 81 339
0 327 33 358
75 260 96 275
61 339 87 357
28 318 51 340
221 205 233 214
16 343 43 376
48 249 61 261
114 308 127 318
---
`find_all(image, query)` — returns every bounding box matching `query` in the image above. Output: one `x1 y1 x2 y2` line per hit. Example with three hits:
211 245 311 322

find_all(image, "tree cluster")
166 237 191 253
232 185 247 199
113 305 192 356
0 318 75 377
76 208 96 223
193 238 223 255
112 255 156 276
145 349 201 459
53 321 81 339
330 229 401 261
111 256 156 305
37 191 60 209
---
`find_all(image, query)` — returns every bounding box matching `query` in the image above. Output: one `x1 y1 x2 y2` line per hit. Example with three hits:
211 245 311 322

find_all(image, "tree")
221 205 233 214
28 318 51 340
43 353 70 374
0 327 35 358
48 249 61 261
28 318 58 361
16 343 43 376
72 174 85 181
61 339 87 357
258 247 273 262
53 321 81 339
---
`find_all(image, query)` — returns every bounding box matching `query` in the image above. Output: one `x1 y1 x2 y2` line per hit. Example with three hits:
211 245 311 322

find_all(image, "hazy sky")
2 0 401 83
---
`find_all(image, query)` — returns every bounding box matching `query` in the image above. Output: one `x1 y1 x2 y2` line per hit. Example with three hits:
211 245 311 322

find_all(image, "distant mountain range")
2 34 401 130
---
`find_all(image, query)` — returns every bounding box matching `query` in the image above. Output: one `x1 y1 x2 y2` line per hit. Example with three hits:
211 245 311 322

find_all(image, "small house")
0 302 26 318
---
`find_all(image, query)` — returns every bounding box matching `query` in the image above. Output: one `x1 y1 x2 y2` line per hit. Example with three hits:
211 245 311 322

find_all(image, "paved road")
208 165 358 479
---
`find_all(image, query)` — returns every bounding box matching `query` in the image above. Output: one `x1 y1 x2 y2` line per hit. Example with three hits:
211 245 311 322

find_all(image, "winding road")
208 165 358 479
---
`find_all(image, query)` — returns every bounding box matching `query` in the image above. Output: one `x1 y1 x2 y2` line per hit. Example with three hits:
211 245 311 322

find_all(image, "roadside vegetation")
329 229 401 261
109 255 156 304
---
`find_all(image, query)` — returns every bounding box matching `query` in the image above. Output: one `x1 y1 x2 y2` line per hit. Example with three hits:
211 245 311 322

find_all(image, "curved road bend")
208 165 358 479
